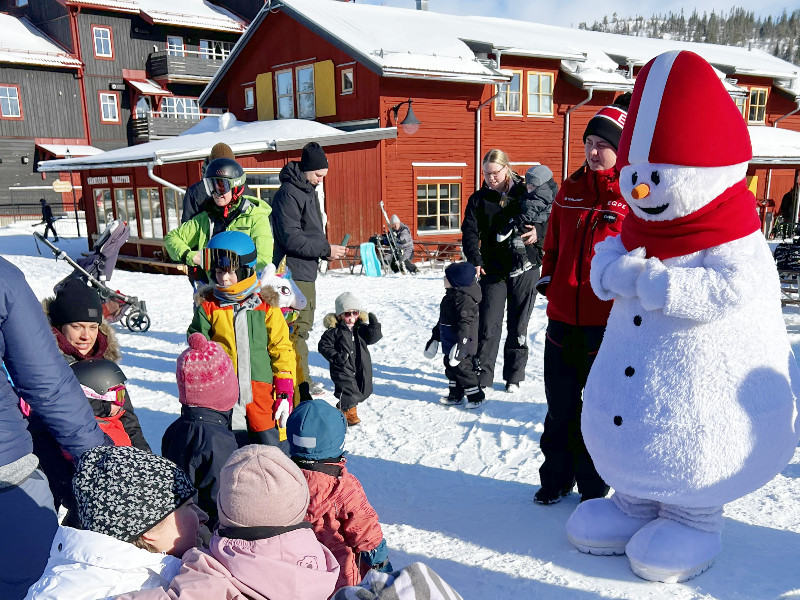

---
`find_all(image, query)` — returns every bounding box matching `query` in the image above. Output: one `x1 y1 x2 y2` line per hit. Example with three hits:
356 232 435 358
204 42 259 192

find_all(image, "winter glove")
423 337 439 359
601 246 647 299
273 378 294 429
447 344 461 367
361 539 392 572
535 275 550 296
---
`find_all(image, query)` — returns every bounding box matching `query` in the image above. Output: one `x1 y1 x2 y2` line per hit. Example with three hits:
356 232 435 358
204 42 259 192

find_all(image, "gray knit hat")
525 165 553 188
335 292 361 316
73 446 196 542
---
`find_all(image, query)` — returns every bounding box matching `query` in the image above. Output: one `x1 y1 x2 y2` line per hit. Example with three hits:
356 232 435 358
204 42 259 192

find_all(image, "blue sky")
358 1 796 29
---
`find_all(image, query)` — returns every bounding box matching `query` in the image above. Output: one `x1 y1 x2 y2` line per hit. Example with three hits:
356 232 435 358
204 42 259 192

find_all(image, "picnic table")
413 240 464 270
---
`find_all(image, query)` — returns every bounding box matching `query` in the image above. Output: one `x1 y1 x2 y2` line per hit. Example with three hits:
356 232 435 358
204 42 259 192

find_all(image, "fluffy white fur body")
585 230 800 506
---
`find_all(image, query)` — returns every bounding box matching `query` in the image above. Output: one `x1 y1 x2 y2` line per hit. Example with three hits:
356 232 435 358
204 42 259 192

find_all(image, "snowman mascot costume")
565 50 800 583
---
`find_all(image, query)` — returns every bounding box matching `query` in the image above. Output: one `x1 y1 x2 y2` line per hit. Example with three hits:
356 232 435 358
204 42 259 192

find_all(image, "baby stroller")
33 220 151 332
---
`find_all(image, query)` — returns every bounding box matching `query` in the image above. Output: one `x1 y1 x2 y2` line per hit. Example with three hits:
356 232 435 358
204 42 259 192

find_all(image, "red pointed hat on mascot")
617 50 752 169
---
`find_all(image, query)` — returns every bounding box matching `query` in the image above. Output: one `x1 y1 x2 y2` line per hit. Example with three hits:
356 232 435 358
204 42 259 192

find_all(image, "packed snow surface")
13 220 800 599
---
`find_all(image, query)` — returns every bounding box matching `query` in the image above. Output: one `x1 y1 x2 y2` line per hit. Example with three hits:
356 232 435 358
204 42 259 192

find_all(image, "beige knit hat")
217 445 310 528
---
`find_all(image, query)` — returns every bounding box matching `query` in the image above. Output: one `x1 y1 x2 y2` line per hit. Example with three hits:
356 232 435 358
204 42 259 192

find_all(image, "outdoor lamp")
391 98 421 135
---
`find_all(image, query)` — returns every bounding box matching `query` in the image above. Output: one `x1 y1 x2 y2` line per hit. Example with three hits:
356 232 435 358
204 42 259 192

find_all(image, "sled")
360 242 382 277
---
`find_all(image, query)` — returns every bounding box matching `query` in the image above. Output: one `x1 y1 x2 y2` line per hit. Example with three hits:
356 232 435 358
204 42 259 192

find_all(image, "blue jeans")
0 469 58 599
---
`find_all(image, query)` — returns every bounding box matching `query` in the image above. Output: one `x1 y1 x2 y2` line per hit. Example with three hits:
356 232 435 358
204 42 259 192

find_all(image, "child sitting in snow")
161 333 239 531
287 399 392 589
25 446 207 600
117 445 340 600
188 231 296 452
424 262 483 408
497 165 556 278
318 292 383 426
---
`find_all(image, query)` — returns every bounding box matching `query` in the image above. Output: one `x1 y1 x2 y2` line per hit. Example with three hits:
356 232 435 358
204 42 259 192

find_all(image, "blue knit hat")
445 261 476 288
287 399 347 460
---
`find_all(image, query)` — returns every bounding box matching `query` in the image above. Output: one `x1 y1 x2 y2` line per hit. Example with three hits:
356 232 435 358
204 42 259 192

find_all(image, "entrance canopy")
749 126 800 168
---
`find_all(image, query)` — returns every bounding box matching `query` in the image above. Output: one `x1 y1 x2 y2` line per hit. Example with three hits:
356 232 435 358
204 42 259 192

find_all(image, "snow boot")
344 406 361 427
496 220 514 242
464 386 485 409
440 394 464 406
625 517 722 583
533 484 572 506
566 497 655 555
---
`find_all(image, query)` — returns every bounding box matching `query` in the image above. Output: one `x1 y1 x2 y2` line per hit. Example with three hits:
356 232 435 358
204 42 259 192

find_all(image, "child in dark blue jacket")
425 262 483 408
162 333 239 530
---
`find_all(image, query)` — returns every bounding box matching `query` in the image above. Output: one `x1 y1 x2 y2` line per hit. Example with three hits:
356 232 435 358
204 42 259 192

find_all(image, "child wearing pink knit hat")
161 333 239 529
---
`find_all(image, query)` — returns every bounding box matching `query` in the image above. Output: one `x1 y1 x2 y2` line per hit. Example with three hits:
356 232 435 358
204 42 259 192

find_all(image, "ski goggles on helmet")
204 177 234 197
202 246 257 273
80 383 126 407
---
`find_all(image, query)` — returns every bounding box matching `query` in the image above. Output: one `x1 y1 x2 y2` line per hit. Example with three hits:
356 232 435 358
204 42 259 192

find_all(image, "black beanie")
48 278 103 328
299 142 329 172
583 104 628 151
445 261 477 288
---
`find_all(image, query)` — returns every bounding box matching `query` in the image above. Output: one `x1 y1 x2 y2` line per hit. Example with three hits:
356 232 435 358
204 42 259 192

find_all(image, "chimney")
416 0 428 10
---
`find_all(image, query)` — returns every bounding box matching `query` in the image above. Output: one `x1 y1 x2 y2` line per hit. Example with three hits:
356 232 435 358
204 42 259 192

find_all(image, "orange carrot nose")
631 183 650 200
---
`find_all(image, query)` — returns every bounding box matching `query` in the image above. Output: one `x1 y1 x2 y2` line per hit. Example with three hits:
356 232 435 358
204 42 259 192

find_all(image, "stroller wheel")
126 309 151 332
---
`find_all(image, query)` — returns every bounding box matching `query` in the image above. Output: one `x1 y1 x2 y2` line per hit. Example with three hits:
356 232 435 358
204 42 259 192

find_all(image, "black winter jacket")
161 405 238 530
318 313 382 410
432 282 481 360
516 179 557 264
462 177 540 278
271 162 330 282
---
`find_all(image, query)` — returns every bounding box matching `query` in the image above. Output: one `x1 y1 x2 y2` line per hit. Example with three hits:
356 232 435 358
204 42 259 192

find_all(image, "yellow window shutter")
313 60 336 118
256 73 274 121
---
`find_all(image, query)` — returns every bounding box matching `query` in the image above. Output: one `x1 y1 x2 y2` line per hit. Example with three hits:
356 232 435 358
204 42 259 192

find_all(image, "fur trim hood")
194 284 280 308
323 311 368 329
42 296 121 363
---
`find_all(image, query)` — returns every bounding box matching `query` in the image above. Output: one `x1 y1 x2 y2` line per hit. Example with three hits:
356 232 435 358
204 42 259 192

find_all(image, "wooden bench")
414 241 464 270
327 245 362 274
117 254 188 275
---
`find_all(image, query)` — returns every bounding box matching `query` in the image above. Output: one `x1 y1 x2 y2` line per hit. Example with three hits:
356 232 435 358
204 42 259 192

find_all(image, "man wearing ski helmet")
165 157 273 286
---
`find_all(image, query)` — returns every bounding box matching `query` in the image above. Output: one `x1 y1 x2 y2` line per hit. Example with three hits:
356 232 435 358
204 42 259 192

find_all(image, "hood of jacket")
448 281 482 304
323 311 368 329
279 161 317 194
303 458 348 515
42 297 121 363
209 527 339 599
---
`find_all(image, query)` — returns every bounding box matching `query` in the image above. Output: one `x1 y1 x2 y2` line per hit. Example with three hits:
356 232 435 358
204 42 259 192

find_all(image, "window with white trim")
137 188 162 239
341 68 354 94
163 188 181 233
166 36 184 57
200 40 232 61
296 65 315 119
0 85 21 119
92 26 113 59
495 70 522 115
244 86 254 109
417 182 461 232
114 188 138 237
160 97 200 120
748 87 768 124
99 92 119 123
94 188 112 231
732 94 746 118
527 72 554 116
275 69 294 119
244 170 282 203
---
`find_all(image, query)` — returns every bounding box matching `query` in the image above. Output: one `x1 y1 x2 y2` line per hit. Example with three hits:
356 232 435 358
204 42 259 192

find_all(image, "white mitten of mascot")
565 50 800 583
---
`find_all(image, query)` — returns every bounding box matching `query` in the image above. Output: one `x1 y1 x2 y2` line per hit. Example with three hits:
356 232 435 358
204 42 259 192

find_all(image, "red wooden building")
40 0 800 264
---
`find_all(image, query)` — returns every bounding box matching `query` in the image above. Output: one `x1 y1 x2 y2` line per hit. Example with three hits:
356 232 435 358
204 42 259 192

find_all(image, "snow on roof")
65 0 139 11
136 0 245 33
0 15 82 69
749 126 800 165
37 115 396 172
125 77 172 96
204 0 800 104
36 144 104 158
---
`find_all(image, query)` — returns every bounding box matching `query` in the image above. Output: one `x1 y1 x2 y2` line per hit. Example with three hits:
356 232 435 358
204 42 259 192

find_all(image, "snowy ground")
12 220 800 599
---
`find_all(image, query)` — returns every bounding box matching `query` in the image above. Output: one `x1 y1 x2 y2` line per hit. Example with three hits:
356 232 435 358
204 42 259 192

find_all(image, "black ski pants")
476 267 538 388
443 355 483 402
539 319 608 498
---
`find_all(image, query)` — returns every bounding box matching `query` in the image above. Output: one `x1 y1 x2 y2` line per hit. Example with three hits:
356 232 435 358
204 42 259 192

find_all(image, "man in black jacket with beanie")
271 142 346 400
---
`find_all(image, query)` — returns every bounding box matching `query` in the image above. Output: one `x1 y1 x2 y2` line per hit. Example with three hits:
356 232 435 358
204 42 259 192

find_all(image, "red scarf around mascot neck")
620 180 762 260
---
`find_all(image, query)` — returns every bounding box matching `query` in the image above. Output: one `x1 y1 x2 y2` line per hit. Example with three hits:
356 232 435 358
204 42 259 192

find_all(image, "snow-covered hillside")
12 221 800 599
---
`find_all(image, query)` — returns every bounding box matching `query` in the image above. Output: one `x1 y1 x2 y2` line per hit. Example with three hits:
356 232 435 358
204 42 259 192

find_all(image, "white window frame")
0 85 22 119
295 64 316 119
341 67 354 95
160 97 200 120
495 69 522 116
527 71 554 116
92 26 113 59
199 39 232 61
416 180 462 234
275 69 294 119
747 87 769 124
99 92 119 123
244 86 254 109
732 94 747 118
166 35 185 57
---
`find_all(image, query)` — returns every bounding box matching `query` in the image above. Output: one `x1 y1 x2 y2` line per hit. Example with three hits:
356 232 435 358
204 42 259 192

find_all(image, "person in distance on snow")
286 399 392 589
318 292 382 426
497 165 556 278
382 214 418 273
424 261 483 409
161 333 239 530
533 95 631 506
188 231 296 452
24 446 207 600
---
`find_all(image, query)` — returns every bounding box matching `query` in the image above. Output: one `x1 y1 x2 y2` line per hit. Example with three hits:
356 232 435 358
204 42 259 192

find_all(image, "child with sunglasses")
188 231 296 453
319 292 382 426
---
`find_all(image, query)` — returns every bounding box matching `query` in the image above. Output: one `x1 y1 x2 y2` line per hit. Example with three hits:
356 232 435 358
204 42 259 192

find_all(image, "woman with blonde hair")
461 149 540 401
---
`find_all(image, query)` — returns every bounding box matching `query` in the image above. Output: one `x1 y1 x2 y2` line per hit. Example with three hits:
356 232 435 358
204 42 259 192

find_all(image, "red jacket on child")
300 458 384 590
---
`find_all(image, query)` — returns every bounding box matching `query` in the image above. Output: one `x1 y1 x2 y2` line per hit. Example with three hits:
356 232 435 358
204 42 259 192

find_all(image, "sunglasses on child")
80 383 126 407
342 310 360 317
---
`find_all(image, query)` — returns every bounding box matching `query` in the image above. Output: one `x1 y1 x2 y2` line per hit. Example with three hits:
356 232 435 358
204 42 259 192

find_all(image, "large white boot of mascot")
565 49 800 583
